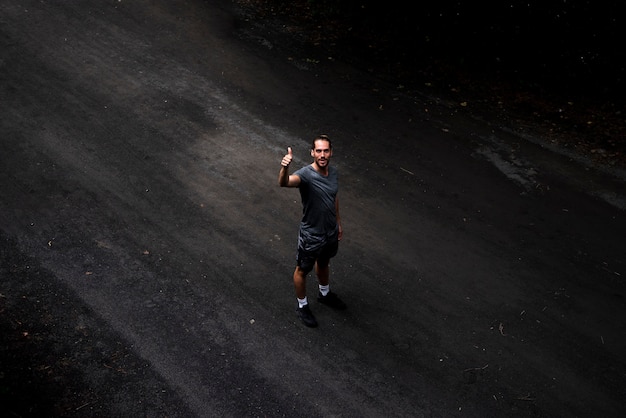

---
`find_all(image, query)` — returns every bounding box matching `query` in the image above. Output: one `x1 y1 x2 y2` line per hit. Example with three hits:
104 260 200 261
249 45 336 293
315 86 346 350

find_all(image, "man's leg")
315 239 337 286
315 258 330 286
293 266 308 299
315 255 346 310
293 265 318 327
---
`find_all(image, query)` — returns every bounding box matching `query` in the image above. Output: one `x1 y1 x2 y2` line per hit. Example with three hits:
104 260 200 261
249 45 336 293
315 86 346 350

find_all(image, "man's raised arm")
278 147 300 187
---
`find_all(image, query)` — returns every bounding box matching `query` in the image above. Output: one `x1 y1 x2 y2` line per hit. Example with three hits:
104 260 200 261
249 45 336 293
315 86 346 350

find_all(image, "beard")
316 157 328 166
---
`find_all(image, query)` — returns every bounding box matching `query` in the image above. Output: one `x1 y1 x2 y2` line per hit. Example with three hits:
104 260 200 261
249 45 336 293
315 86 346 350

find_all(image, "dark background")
270 0 624 102
1 1 625 415
240 0 625 166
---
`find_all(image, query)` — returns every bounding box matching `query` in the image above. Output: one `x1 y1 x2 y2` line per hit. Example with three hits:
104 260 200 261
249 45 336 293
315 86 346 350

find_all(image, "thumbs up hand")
281 147 293 167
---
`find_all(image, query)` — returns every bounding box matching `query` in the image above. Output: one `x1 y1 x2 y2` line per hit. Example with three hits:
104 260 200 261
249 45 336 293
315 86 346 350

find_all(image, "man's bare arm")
278 147 301 187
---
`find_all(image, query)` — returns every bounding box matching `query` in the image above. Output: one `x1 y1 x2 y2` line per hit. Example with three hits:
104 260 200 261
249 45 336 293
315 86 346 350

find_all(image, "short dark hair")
312 134 331 149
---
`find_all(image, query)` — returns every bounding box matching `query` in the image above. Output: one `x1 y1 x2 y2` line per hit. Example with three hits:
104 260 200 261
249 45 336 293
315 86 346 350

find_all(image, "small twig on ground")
75 401 97 411
463 364 489 373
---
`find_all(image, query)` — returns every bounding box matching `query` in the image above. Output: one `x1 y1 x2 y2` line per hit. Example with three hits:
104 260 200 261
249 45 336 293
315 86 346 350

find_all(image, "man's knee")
296 259 314 275
315 258 330 269
294 266 308 278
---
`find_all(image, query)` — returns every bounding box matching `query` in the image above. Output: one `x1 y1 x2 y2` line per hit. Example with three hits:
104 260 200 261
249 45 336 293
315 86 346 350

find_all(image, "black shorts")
296 239 338 273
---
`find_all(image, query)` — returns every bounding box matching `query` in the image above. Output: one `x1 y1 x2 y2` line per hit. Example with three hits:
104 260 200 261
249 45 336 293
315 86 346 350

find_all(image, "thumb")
287 147 293 156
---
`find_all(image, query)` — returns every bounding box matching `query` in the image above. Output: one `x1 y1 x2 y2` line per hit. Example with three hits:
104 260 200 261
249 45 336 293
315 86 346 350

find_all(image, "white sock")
319 284 329 296
297 297 308 308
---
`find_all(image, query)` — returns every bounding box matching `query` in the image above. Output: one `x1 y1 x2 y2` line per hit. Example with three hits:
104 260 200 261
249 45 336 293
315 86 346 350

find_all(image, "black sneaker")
296 304 318 327
317 291 347 310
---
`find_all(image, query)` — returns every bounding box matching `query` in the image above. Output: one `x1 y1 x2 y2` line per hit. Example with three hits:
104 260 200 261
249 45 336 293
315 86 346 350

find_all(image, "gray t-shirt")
294 164 339 251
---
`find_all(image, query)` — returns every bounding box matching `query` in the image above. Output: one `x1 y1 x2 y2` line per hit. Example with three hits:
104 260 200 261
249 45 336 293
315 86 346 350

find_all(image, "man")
278 134 346 327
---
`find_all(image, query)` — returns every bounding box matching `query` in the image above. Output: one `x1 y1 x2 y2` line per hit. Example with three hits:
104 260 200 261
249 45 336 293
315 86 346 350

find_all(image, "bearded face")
311 139 332 170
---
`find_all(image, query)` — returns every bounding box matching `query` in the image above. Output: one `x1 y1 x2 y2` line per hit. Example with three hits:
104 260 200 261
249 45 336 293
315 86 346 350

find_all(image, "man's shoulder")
294 164 314 177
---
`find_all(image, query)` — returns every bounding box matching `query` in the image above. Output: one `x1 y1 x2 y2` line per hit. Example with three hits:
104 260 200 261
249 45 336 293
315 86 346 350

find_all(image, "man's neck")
311 162 329 176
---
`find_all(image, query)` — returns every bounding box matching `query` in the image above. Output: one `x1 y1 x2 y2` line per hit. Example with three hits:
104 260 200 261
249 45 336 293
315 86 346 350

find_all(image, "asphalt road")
1 1 625 417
